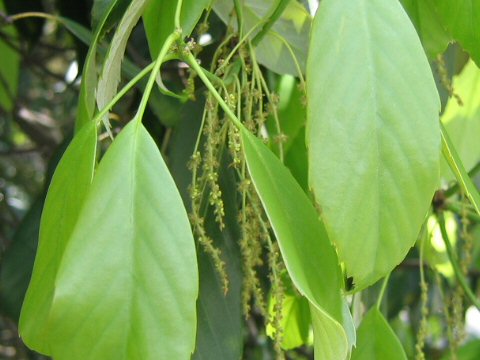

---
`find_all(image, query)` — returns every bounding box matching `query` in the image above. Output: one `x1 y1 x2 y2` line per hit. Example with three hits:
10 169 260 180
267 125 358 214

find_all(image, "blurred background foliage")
1 0 480 359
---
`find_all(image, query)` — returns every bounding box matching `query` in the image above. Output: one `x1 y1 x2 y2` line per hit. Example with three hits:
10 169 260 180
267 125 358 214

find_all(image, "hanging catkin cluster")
186 25 288 357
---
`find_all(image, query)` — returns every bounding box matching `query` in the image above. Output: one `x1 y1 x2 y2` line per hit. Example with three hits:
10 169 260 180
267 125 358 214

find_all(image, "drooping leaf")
143 0 211 58
400 0 451 59
441 60 480 179
19 121 97 355
441 123 480 217
47 120 198 359
0 0 19 111
96 0 149 129
213 0 311 75
310 304 349 360
0 199 43 321
307 0 441 290
241 126 342 319
351 308 407 360
434 1 480 67
240 126 348 358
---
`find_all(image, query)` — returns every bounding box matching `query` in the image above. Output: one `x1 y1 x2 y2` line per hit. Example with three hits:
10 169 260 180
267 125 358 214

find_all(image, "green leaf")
310 304 349 360
266 282 311 350
441 60 480 179
241 127 342 319
143 0 210 58
441 122 480 217
351 308 407 360
47 120 198 359
0 199 43 321
434 1 480 67
19 121 97 355
240 127 348 358
213 0 311 75
75 0 123 130
267 75 306 154
0 0 19 111
307 0 441 290
400 0 451 59
96 0 149 129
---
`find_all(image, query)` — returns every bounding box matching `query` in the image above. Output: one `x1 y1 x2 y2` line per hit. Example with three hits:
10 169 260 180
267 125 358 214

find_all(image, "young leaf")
351 308 407 360
441 60 480 179
96 0 149 129
241 127 342 320
143 0 210 58
213 0 311 75
19 121 97 355
307 0 441 290
434 1 480 67
0 0 19 111
47 121 198 359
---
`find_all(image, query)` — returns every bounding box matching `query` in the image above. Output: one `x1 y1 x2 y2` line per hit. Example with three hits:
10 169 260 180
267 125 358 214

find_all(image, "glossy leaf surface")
241 127 342 320
351 308 407 360
47 121 198 359
213 0 311 75
307 0 441 290
19 121 97 355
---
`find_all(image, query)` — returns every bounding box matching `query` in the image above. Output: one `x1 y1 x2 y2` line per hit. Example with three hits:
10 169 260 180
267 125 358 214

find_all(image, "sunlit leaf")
441 123 480 217
351 308 407 360
19 121 97 355
47 120 198 359
307 0 441 290
441 60 480 180
213 0 311 75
